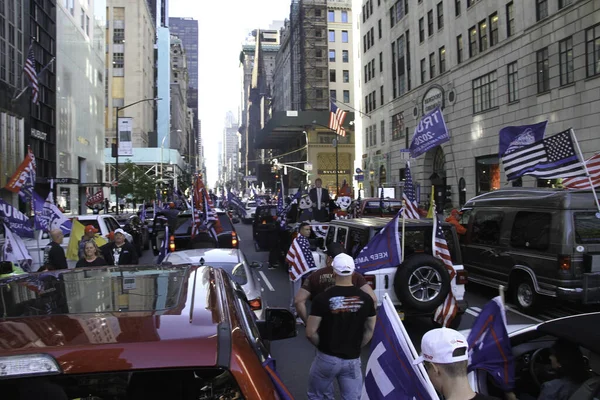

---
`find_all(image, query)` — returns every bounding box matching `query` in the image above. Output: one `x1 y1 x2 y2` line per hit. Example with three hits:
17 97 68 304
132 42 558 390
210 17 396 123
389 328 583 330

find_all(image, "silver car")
162 248 267 319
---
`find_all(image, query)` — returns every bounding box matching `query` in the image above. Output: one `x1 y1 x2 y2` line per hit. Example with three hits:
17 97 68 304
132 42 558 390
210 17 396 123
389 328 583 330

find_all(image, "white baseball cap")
413 328 469 364
332 253 355 276
114 228 127 236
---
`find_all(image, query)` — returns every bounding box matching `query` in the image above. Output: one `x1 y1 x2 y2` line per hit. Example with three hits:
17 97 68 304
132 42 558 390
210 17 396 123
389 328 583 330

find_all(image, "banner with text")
118 117 133 157
409 107 449 158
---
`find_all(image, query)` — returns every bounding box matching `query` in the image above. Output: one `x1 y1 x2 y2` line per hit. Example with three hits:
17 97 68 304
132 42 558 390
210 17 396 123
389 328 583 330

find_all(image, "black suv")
253 205 279 251
151 208 239 255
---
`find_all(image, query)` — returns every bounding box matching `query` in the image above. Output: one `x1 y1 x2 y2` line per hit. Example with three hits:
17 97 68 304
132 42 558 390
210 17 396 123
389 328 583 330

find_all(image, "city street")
139 220 599 399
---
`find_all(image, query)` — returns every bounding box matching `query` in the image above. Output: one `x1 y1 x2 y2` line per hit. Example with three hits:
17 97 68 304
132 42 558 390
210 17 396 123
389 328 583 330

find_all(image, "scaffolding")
300 0 328 111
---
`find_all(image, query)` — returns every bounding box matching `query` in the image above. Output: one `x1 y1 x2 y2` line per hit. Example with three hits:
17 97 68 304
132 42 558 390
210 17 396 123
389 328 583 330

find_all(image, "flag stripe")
563 153 600 189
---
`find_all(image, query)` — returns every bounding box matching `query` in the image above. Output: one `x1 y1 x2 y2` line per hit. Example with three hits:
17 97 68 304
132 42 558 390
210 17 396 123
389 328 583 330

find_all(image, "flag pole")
570 128 600 216
401 201 406 263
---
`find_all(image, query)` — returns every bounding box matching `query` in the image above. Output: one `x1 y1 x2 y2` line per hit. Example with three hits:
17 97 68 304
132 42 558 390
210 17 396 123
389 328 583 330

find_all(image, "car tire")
512 275 538 313
394 254 451 313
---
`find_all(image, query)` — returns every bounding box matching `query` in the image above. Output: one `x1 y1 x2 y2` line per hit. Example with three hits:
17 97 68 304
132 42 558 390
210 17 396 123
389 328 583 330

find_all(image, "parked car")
319 217 468 326
469 312 600 400
163 248 267 319
151 209 239 255
0 264 296 399
459 188 600 312
253 205 279 250
359 198 404 217
242 200 258 224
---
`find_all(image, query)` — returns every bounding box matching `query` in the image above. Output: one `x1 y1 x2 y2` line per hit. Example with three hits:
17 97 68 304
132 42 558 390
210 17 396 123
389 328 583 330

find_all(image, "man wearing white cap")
100 228 139 266
414 328 500 400
305 253 376 400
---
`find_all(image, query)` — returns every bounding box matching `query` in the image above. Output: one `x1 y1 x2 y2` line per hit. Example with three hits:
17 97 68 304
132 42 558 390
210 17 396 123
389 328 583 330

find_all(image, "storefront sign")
30 128 47 141
117 117 133 156
422 85 445 115
37 178 80 184
318 169 352 175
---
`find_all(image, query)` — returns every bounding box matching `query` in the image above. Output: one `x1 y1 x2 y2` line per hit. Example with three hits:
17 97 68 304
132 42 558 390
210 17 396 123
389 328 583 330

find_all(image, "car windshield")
574 212 600 244
207 262 248 285
0 265 189 317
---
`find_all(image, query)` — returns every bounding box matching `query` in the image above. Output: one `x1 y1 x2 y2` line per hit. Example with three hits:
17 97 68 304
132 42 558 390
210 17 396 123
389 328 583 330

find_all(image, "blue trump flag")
499 120 547 157
156 225 169 264
355 209 402 274
410 107 449 158
0 198 34 238
467 296 515 391
362 294 438 400
227 191 247 217
32 192 72 234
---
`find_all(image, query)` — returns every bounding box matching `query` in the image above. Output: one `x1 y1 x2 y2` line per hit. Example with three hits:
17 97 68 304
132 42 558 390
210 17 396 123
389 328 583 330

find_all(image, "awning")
255 110 355 149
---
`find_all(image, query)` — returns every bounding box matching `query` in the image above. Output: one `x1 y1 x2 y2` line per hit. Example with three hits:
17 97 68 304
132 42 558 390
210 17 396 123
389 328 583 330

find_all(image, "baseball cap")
413 328 469 365
84 225 98 234
332 253 355 276
114 228 126 236
326 242 346 258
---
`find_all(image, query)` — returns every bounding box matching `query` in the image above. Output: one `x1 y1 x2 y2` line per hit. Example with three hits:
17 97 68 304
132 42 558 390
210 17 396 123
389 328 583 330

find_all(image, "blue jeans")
307 350 363 400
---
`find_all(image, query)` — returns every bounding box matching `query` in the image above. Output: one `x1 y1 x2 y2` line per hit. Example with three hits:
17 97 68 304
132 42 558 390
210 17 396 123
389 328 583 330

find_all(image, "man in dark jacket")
101 228 139 266
42 229 68 270
309 178 330 222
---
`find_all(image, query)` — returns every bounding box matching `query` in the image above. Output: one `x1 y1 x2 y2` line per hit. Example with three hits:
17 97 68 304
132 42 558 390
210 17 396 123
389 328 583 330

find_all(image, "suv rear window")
218 213 233 231
574 212 600 244
510 211 551 250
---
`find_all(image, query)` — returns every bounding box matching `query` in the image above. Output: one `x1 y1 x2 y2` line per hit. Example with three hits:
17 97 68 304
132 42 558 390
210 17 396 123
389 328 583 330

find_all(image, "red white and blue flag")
203 188 219 242
24 45 39 104
329 100 347 137
402 161 420 220
432 213 458 327
286 234 317 282
562 153 600 189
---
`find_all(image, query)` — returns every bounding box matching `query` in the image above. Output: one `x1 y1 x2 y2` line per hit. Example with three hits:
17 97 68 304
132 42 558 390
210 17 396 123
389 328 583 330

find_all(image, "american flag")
562 153 600 190
432 214 458 327
402 161 420 219
24 45 39 104
203 188 218 241
502 129 585 181
329 100 347 137
286 234 317 282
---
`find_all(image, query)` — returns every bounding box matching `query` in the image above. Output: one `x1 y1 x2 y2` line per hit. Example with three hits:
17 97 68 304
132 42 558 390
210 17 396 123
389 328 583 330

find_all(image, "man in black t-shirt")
42 229 68 271
305 253 376 400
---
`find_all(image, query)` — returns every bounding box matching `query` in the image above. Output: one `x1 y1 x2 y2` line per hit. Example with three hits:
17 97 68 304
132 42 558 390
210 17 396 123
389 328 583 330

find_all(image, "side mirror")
256 308 297 341
250 261 262 269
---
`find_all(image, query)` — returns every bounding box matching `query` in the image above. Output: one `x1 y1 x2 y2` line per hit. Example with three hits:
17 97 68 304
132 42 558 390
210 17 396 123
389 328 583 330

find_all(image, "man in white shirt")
309 178 331 222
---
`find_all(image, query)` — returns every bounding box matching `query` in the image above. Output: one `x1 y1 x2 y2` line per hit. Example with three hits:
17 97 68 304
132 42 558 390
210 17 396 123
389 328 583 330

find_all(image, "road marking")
471 306 482 313
465 308 480 317
259 271 275 291
505 305 544 323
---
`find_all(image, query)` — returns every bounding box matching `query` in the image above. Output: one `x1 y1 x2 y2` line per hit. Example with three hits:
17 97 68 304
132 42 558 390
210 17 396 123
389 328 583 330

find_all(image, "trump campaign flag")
0 198 34 238
286 234 317 282
4 146 36 201
362 294 438 400
32 192 72 234
2 224 33 272
355 209 402 274
498 121 547 157
409 107 449 158
467 296 515 391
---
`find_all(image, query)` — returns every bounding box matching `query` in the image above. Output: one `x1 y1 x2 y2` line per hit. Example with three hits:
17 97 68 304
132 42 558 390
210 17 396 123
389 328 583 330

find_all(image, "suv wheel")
394 254 451 313
513 275 537 313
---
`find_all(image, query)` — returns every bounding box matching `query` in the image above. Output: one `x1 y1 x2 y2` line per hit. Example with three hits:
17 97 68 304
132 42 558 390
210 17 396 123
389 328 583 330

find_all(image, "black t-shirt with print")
310 285 376 360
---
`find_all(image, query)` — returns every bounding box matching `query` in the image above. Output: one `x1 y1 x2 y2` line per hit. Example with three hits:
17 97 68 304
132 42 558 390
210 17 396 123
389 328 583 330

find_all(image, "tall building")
55 0 106 214
155 2 170 150
169 17 199 172
358 0 600 208
0 0 57 204
223 111 240 188
169 35 189 154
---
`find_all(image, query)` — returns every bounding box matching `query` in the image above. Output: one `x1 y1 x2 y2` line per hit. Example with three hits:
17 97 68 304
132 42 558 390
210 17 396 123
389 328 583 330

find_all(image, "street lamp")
332 138 339 194
115 97 161 215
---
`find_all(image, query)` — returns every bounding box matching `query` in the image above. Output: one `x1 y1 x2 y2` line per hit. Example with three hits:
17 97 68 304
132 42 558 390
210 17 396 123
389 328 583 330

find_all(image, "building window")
536 0 548 21
469 26 478 57
472 70 498 113
427 10 434 36
506 2 514 37
86 16 90 36
316 8 322 17
490 13 498 46
378 19 382 39
343 69 350 82
381 120 386 143
113 28 124 44
330 69 336 82
455 0 461 16
419 18 425 42
536 47 550 93
585 24 600 77
328 10 335 22
507 61 518 102
316 49 323 59
329 30 335 42
342 50 349 62
429 52 436 79
391 112 404 141
316 89 324 99
421 58 427 84
342 30 349 43
475 156 501 195
437 2 444 30
379 52 383 72
365 65 369 82
113 52 124 68
478 19 488 52
559 0 572 9
329 49 336 62
457 35 463 63
380 85 384 106
330 90 337 100
341 10 348 22
559 37 574 86
343 90 350 103
373 124 377 146
439 46 446 74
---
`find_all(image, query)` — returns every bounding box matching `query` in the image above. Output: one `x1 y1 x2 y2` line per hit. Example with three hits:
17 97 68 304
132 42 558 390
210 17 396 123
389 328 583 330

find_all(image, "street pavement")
139 221 599 399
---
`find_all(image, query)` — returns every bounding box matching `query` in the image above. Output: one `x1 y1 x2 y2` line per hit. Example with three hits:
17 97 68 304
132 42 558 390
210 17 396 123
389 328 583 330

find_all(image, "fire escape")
300 0 328 111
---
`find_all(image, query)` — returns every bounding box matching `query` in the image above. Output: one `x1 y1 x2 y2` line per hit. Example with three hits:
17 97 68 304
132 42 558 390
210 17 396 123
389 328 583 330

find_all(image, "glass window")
507 61 518 102
586 24 600 77
478 19 488 52
429 52 435 79
574 213 600 244
439 46 446 74
328 10 335 22
510 212 551 250
330 90 336 100
325 226 336 246
379 51 383 72
336 227 348 247
342 30 349 43
348 229 368 258
455 0 461 16
341 10 348 22
457 35 463 63
330 69 336 82
420 58 426 84
559 0 573 8
419 18 424 42
378 19 382 39
536 0 548 21
380 120 385 143
472 70 497 113
559 36 574 85
329 49 336 62
475 155 500 194
380 85 384 107
469 26 478 57
329 30 335 42
490 13 498 46
437 2 444 30
537 47 550 93
471 211 503 245
342 50 349 62
506 2 514 37
343 69 349 82
427 10 434 36
343 90 350 103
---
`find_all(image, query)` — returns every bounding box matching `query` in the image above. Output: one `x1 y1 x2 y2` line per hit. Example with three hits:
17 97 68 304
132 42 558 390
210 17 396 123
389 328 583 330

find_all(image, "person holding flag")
286 222 318 321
